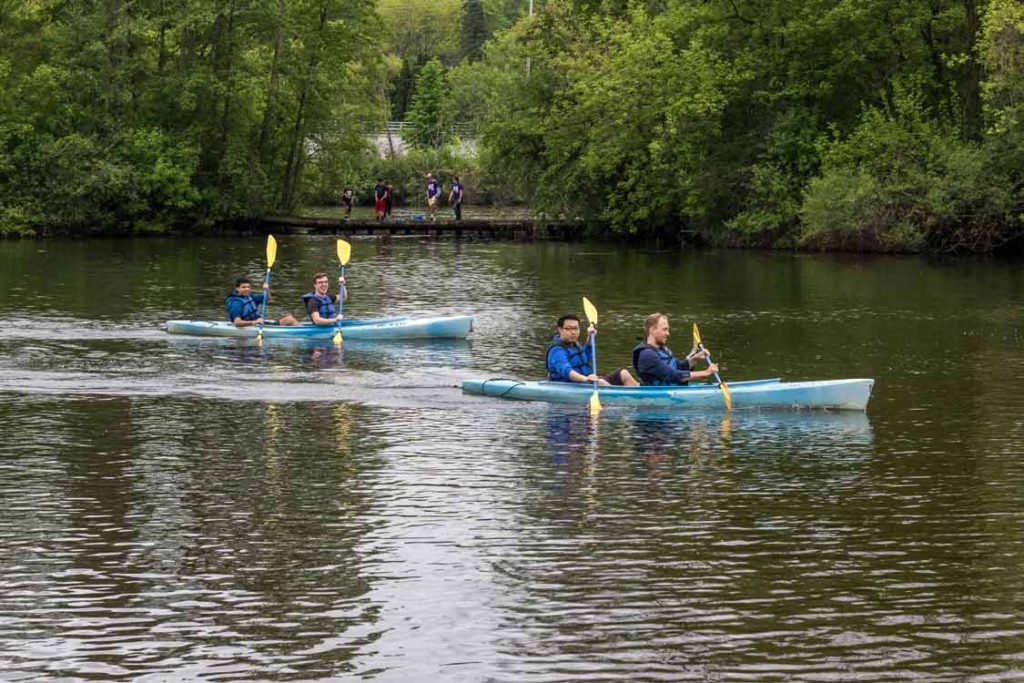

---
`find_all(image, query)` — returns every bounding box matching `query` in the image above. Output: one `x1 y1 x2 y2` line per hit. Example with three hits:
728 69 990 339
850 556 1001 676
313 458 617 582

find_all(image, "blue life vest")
632 342 681 386
302 292 337 320
546 335 591 382
225 293 260 322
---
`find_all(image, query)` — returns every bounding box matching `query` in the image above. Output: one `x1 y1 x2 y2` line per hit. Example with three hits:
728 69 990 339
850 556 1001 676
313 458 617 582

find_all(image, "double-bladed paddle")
333 239 352 346
692 322 732 411
582 297 602 415
256 235 278 345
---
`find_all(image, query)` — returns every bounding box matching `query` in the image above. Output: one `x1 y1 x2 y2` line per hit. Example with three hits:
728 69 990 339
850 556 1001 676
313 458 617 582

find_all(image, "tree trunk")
219 2 237 172
258 0 286 163
280 87 308 210
280 4 327 210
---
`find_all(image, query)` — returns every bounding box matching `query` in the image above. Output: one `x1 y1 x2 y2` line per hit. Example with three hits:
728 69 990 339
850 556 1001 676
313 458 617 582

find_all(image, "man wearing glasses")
546 314 638 386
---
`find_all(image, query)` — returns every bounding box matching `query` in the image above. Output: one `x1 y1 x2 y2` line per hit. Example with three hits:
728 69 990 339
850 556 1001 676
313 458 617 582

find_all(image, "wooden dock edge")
253 215 579 240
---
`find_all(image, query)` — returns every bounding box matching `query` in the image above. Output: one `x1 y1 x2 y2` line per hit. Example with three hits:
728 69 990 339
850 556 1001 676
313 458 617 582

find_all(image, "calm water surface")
0 237 1022 681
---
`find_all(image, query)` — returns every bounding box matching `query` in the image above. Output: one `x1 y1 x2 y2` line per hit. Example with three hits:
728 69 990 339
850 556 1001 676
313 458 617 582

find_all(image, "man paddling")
302 271 348 326
547 314 638 386
633 313 717 385
226 277 300 328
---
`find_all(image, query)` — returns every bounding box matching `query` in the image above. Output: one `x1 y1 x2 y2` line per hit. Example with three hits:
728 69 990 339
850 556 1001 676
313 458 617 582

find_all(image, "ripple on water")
2 241 1024 680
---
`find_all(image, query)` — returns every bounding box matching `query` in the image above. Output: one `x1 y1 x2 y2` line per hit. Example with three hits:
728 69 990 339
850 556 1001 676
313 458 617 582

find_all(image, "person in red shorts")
373 178 388 222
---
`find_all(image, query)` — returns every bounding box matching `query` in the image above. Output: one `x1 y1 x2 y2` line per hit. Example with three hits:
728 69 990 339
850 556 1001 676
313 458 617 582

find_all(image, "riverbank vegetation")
1 0 1022 252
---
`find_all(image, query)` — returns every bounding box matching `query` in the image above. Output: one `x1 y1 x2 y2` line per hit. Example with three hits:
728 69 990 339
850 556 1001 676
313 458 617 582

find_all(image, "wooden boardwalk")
257 214 577 240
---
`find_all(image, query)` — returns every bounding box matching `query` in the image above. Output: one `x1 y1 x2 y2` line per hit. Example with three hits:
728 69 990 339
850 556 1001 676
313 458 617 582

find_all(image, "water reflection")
305 344 345 368
2 238 1024 680
541 407 874 498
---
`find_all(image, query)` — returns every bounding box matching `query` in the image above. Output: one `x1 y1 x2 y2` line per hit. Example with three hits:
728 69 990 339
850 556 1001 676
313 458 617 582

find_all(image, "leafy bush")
800 92 1018 253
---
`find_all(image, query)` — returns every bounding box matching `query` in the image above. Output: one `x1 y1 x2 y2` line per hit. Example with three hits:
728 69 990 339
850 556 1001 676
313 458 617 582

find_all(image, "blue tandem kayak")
461 377 873 411
166 315 474 340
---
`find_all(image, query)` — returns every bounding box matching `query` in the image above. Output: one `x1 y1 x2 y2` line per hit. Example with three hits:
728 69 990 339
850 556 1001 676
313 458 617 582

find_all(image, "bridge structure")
255 213 577 240
368 121 478 157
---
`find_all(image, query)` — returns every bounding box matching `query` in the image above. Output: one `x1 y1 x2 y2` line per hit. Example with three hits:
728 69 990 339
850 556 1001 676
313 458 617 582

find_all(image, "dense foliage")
2 0 1022 252
0 0 383 236
462 0 1024 252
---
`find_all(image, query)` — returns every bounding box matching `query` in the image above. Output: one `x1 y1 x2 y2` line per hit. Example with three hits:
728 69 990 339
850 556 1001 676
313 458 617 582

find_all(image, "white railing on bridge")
369 121 478 157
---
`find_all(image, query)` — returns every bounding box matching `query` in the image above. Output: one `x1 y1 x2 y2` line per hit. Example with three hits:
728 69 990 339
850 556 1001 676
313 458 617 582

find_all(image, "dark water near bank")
1 237 1023 681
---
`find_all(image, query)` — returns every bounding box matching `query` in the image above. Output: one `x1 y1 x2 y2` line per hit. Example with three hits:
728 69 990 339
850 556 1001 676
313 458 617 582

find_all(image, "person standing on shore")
341 186 354 220
448 175 464 221
385 181 394 218
426 173 441 222
373 178 387 223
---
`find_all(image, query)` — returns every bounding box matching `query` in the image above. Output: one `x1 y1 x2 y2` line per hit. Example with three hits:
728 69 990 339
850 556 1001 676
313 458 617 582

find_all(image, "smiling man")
546 314 638 386
225 277 299 328
302 271 348 326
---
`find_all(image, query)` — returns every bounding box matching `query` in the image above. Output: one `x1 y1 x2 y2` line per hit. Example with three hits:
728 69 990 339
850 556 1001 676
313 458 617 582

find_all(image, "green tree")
461 0 489 62
801 89 1016 252
377 0 462 119
0 0 384 235
980 0 1024 164
405 58 454 150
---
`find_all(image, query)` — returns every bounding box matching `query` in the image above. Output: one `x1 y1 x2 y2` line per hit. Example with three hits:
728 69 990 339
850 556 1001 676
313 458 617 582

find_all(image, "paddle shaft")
335 265 346 335
258 267 272 332
589 330 598 389
696 343 725 386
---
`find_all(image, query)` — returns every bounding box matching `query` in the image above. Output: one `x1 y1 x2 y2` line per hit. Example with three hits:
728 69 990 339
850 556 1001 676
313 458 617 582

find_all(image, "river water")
0 236 1022 681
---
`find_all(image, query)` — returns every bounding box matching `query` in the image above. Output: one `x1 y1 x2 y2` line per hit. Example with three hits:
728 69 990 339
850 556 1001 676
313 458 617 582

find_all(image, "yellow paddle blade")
589 390 603 415
582 297 598 326
256 330 263 345
266 235 278 269
337 239 352 265
721 381 732 411
692 322 702 347
333 329 342 346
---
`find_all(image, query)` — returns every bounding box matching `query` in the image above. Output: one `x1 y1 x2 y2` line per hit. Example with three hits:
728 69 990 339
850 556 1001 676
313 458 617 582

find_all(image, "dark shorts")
341 198 353 207
603 367 627 385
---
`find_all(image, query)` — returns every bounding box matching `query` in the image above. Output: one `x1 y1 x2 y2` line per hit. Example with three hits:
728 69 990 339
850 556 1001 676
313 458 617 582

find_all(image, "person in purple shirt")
632 313 718 385
426 172 441 221
448 175 464 220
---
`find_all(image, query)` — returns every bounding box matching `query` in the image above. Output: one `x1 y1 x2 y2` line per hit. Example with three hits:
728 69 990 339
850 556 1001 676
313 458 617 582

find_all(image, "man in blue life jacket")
547 314 639 386
302 271 349 325
226 277 300 328
633 313 718 385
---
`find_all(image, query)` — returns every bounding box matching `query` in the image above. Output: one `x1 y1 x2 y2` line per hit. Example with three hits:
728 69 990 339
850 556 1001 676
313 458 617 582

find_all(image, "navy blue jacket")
632 343 691 385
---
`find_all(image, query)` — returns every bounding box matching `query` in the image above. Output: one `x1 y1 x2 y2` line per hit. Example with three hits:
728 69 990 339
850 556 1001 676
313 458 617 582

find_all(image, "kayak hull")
461 378 873 411
166 315 474 340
